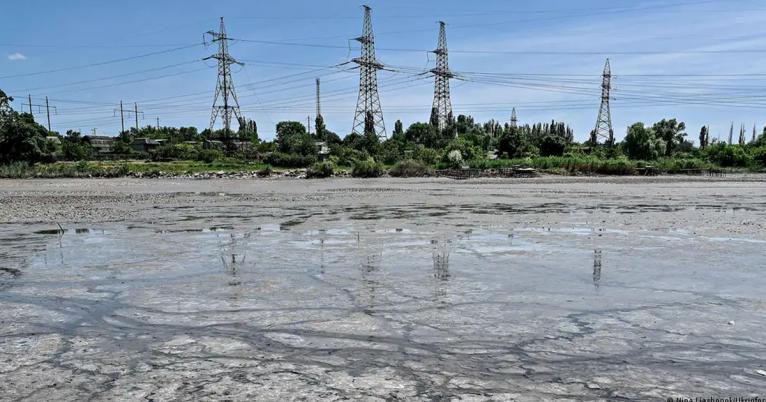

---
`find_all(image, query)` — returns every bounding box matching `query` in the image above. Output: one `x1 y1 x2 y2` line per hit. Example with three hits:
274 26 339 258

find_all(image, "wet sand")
1 176 765 400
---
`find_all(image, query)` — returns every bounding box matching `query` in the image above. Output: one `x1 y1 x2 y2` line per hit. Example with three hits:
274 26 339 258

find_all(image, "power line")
0 43 201 80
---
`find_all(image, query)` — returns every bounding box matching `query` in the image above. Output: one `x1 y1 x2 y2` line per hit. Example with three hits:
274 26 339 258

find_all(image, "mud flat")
1 176 765 400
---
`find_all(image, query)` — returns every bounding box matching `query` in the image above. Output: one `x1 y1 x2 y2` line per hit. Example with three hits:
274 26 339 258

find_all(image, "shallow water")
2 211 766 400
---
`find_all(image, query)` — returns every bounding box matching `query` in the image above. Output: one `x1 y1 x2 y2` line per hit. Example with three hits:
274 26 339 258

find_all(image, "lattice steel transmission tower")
352 5 386 138
510 107 518 128
430 21 454 133
205 17 244 133
592 59 614 145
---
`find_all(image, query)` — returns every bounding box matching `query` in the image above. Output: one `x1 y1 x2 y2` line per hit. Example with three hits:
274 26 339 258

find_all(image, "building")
315 142 330 161
132 138 163 153
83 136 115 154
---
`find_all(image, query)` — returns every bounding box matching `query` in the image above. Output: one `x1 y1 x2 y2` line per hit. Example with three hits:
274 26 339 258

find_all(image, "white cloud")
8 52 27 61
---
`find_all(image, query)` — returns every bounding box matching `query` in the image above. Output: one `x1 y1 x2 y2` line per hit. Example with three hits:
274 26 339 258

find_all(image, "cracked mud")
1 176 765 401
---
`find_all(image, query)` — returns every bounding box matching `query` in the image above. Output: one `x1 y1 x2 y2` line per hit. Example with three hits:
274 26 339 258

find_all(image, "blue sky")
1 0 765 142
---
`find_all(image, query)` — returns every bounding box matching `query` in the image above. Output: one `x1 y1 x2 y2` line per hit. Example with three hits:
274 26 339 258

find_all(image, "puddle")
2 214 765 399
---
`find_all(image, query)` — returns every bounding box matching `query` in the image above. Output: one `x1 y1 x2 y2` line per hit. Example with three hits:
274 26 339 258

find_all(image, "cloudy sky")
1 0 765 141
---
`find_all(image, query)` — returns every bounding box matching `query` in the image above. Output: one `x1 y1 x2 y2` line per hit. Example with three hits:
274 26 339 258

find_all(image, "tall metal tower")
316 78 321 120
592 59 614 144
430 21 454 133
352 5 386 138
510 107 518 128
205 17 244 133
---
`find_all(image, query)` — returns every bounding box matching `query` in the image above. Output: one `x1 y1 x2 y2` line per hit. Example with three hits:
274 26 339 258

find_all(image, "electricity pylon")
352 5 386 138
205 17 244 134
510 107 518 128
592 59 614 145
430 21 454 133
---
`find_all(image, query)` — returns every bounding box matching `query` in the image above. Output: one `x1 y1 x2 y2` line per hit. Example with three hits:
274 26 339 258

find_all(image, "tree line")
1 89 765 172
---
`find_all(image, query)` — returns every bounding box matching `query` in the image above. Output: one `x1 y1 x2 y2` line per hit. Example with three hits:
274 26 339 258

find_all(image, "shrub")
704 144 751 167
256 165 272 177
411 145 439 165
197 149 222 163
389 159 431 177
265 152 316 168
446 150 464 169
752 146 766 168
351 160 384 178
306 161 334 178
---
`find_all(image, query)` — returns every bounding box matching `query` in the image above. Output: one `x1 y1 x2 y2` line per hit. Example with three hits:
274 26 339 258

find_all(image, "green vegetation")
2 88 766 178
389 159 432 177
351 160 384 178
306 161 335 178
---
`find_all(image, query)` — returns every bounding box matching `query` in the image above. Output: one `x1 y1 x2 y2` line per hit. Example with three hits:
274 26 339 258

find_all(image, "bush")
351 160 384 178
306 161 334 178
411 145 439 165
256 165 272 177
265 152 316 168
752 146 766 168
196 148 222 163
704 144 751 167
446 150 464 169
389 159 431 177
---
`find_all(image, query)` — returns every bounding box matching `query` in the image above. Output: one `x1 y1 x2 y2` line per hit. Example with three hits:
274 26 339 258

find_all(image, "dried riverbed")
1 176 765 401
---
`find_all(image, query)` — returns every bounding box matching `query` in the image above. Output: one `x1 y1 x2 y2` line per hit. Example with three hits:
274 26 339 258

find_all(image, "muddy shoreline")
1 176 765 400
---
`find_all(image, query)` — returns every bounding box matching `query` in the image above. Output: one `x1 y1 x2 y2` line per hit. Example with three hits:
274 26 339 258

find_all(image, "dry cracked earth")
1 176 765 401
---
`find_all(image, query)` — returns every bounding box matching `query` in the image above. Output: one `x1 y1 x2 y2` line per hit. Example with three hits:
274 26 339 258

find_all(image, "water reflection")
431 238 452 281
593 249 602 289
431 237 454 304
356 232 383 311
218 232 251 286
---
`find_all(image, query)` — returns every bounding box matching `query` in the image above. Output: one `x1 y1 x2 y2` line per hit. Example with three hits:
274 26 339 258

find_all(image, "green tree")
62 130 93 161
238 118 258 142
0 92 52 164
404 123 439 148
496 127 529 158
622 123 663 160
364 112 375 136
315 114 326 140
653 118 686 156
393 120 404 139
275 121 315 156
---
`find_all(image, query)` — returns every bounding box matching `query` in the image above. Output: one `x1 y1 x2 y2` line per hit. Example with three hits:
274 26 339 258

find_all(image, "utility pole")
156 117 160 130
204 17 244 135
114 101 126 134
134 103 140 132
592 59 614 146
510 107 518 128
307 116 312 134
45 97 52 132
352 5 386 138
430 21 454 134
23 95 54 132
115 102 142 134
